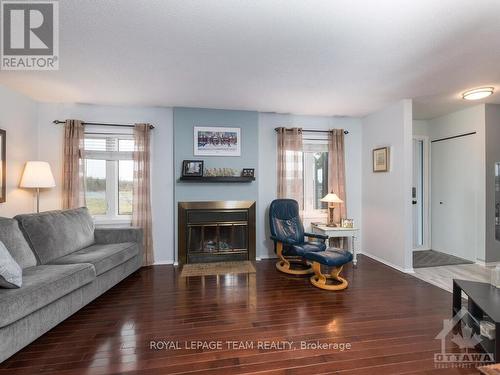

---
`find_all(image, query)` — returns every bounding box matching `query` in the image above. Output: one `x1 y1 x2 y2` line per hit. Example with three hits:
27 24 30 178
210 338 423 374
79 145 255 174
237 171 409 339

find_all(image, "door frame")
413 135 431 251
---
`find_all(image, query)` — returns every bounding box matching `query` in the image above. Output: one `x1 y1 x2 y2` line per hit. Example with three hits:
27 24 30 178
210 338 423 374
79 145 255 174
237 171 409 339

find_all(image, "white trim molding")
359 251 415 274
412 135 431 251
476 259 500 267
153 260 175 265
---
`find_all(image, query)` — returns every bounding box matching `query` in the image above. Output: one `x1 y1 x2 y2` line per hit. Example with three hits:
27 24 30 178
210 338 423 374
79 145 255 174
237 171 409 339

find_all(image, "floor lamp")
20 161 56 213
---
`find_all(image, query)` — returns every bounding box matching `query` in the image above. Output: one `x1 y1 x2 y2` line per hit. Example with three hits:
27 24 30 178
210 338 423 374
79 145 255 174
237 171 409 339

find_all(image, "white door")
431 134 477 261
412 139 424 249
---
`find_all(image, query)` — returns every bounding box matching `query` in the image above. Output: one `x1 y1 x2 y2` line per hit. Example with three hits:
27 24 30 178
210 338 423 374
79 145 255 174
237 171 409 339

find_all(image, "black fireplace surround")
178 201 256 265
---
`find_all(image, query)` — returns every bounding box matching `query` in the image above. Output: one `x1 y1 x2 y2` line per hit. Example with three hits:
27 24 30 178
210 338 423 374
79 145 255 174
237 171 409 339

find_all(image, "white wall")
258 113 363 259
427 105 486 262
36 103 175 264
0 86 39 217
362 100 413 272
413 120 429 137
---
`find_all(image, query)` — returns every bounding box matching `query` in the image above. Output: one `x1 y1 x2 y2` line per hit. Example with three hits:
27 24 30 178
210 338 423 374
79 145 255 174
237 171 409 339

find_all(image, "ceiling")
1 0 500 119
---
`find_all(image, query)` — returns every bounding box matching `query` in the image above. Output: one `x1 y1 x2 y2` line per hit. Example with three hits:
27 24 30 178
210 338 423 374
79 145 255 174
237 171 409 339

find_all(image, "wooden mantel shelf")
179 176 255 183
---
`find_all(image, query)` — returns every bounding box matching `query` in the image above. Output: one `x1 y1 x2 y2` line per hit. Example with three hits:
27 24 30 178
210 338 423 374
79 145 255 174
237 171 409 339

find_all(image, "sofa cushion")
0 241 22 288
15 208 95 264
0 263 95 327
0 218 37 269
49 242 138 276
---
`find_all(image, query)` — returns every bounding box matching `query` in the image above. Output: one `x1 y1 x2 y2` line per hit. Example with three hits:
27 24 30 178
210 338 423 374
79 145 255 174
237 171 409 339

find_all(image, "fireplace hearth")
178 201 256 265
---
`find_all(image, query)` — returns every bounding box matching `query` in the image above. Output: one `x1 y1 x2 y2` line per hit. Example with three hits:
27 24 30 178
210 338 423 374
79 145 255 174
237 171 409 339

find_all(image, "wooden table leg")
352 235 358 266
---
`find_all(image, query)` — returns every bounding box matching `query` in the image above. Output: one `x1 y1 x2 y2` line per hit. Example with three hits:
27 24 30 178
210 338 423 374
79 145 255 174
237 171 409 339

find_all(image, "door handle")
412 200 417 205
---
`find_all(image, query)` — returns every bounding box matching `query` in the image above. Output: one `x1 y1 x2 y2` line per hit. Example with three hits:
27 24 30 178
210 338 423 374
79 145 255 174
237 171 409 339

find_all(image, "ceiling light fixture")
462 87 494 101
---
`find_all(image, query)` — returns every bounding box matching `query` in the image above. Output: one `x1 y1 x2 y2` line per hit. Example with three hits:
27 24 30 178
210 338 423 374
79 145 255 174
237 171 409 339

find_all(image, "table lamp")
20 161 56 213
321 192 344 227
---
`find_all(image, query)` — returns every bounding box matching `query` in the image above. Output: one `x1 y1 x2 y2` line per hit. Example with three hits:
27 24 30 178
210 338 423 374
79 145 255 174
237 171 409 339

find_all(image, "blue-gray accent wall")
173 107 259 262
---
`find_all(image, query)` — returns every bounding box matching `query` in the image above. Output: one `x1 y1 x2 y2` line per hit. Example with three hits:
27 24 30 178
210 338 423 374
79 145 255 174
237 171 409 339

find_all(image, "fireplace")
178 201 256 265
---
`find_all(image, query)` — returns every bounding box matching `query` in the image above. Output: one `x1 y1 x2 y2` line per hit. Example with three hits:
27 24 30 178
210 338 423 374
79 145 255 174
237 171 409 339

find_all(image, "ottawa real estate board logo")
1 0 59 70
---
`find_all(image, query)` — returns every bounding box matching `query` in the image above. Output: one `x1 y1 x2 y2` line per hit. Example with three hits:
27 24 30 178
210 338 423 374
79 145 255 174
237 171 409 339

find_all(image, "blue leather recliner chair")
269 199 354 290
269 199 328 275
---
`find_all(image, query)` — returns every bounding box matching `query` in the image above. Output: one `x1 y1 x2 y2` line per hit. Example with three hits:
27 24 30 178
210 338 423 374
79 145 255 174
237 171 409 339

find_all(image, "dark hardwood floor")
0 256 483 374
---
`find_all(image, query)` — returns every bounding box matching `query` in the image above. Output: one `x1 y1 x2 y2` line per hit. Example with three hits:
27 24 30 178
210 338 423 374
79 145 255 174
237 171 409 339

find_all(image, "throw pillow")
0 240 22 288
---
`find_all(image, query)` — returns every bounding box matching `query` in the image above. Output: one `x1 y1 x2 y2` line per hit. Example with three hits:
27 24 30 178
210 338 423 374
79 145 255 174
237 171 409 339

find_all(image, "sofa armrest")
94 227 143 246
95 228 144 264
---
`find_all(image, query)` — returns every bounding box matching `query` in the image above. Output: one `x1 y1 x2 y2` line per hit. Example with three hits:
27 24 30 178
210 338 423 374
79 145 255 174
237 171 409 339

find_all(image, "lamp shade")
320 192 343 204
20 161 56 188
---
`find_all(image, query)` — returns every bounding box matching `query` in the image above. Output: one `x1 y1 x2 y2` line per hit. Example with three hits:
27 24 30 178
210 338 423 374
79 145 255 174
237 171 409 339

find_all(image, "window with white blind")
84 128 134 223
302 136 329 218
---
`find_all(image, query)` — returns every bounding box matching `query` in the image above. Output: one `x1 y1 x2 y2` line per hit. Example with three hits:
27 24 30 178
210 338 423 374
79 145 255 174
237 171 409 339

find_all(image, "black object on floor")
413 249 473 268
453 279 500 363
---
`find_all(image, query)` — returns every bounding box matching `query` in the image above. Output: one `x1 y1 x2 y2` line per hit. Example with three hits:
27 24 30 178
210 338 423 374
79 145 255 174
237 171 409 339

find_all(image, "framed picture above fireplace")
194 126 241 157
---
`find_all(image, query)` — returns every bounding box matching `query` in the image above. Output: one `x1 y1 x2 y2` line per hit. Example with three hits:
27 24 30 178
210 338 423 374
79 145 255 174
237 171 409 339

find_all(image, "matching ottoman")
303 249 353 291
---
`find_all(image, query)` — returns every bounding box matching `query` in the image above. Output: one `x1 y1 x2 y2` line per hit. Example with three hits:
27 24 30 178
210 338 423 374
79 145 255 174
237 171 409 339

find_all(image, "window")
302 137 329 218
84 129 134 223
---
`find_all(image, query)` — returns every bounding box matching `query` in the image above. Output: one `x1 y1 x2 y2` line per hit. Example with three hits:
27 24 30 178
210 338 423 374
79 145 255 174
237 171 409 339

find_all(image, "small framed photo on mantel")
373 147 390 172
182 160 204 177
241 168 255 178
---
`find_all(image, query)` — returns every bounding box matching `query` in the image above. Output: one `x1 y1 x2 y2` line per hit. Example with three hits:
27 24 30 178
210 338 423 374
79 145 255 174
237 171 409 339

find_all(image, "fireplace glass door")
188 223 248 254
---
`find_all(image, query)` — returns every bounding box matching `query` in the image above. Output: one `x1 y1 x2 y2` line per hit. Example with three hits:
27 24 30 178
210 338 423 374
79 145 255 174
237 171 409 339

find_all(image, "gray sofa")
0 207 143 363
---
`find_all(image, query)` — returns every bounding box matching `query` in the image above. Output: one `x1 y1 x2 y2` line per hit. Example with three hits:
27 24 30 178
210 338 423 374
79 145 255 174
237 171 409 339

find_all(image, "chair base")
275 242 314 275
310 263 348 291
276 259 314 275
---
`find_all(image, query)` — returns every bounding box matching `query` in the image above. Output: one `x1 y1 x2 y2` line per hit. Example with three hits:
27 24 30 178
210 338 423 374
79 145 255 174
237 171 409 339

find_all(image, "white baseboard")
257 253 278 260
153 260 175 265
476 259 500 267
359 251 414 274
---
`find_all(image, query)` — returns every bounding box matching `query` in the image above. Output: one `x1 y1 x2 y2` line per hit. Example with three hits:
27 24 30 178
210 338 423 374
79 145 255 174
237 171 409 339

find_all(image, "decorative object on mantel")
373 147 390 172
320 192 344 227
341 218 354 228
204 167 239 177
242 168 255 177
182 160 204 177
0 129 5 203
20 161 56 213
194 127 241 157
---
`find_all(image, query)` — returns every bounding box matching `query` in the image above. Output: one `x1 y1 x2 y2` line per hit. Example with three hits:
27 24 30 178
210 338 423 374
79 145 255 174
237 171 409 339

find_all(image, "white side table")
311 223 359 266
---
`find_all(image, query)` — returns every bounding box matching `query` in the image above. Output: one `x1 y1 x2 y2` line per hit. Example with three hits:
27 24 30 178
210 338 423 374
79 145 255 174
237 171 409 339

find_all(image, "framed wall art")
194 127 241 157
373 147 390 172
241 168 255 177
182 160 204 177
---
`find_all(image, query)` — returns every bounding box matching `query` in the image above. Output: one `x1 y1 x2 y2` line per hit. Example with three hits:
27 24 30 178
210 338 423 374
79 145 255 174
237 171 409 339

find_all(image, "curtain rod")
52 120 155 130
274 128 349 135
